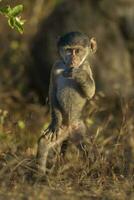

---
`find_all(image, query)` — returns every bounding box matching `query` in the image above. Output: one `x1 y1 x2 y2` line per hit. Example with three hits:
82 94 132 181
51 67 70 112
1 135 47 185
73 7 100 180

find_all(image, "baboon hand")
72 68 87 81
42 129 58 141
41 125 62 141
63 67 73 78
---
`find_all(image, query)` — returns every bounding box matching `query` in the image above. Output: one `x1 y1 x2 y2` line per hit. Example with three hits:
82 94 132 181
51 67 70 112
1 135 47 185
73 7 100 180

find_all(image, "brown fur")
36 32 96 174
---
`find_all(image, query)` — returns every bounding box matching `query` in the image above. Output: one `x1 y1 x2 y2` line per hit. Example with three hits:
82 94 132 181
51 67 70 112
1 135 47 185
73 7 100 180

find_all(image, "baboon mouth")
70 60 78 66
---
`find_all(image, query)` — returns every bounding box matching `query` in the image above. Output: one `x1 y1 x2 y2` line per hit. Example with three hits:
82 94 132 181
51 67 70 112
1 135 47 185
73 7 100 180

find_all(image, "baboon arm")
80 75 95 99
48 66 63 132
73 68 95 99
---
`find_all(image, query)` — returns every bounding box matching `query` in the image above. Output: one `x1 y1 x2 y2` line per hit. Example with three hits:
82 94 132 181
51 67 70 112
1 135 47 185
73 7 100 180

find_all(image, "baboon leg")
70 121 86 143
69 121 87 155
36 127 69 175
36 135 49 175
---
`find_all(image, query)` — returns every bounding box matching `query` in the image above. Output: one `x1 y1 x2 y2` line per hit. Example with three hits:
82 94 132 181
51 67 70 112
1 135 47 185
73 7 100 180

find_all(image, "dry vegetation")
0 93 134 200
0 0 134 199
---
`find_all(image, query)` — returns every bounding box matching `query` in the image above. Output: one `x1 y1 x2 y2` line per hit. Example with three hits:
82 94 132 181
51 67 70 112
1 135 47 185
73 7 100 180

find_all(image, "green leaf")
14 17 24 34
15 23 24 34
8 5 23 17
0 4 25 34
16 16 25 25
8 17 25 33
0 6 10 15
8 17 15 29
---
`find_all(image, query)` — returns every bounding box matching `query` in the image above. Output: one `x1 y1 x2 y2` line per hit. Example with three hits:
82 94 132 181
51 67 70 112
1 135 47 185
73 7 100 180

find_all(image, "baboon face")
60 45 89 68
58 32 97 68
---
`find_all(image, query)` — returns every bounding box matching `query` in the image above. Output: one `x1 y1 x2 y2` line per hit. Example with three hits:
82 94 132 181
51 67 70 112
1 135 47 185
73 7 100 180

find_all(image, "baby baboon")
36 31 97 174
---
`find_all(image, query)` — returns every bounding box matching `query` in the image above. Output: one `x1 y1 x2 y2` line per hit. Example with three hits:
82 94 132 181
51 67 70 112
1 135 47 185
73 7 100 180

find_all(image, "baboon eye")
75 49 81 54
65 48 72 54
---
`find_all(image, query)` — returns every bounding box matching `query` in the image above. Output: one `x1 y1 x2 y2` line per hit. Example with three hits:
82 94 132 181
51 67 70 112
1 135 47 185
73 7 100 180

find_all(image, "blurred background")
0 0 134 147
0 1 134 197
0 0 134 105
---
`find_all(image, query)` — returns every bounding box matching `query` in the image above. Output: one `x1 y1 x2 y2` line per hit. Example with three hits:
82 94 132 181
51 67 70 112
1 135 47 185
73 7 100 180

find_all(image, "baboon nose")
72 49 75 56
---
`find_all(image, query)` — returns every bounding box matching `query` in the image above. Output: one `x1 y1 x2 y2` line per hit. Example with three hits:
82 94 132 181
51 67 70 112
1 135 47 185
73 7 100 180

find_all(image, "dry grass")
0 93 134 200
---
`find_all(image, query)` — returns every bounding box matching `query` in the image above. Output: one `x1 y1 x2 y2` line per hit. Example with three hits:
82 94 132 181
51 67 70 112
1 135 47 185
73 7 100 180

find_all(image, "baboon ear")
89 37 97 53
